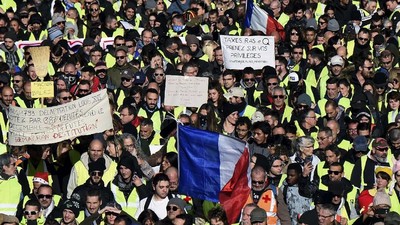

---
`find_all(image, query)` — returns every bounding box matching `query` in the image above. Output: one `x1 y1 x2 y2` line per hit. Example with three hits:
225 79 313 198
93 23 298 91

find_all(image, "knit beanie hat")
61 199 80 218
185 34 199 46
48 26 63 41
88 158 106 173
4 31 17 42
168 198 187 212
373 191 391 207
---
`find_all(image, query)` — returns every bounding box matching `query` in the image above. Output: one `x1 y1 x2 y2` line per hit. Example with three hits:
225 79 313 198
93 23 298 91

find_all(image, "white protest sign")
8 89 113 146
164 75 208 107
220 35 275 70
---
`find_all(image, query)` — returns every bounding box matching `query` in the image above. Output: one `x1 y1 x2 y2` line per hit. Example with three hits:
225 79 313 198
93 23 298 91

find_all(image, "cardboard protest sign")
31 81 54 98
29 46 50 79
8 89 113 146
220 35 275 69
164 75 208 107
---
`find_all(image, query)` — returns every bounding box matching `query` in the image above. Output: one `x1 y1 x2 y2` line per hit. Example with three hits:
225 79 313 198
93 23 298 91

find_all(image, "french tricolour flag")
178 125 251 224
244 0 285 39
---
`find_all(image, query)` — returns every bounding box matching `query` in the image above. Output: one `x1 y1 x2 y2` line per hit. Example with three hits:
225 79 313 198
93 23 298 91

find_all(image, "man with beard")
135 173 171 219
305 48 329 101
138 88 165 133
95 62 108 89
12 72 25 96
275 57 290 87
240 67 257 106
159 37 180 67
0 86 14 145
75 80 92 98
114 68 135 108
267 86 292 125
329 55 345 78
347 28 371 62
107 46 137 90
352 57 374 95
71 158 114 209
316 78 350 117
291 45 307 78
0 31 23 68
351 138 392 190
212 47 224 78
14 81 41 108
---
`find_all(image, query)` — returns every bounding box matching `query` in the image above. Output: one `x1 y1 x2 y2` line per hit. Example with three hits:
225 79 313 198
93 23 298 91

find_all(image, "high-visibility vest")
101 28 125 38
0 1 17 12
315 2 326 20
29 30 47 41
0 176 22 216
317 98 350 118
73 160 117 188
389 8 400 21
14 97 43 109
137 108 165 133
387 110 399 124
277 13 290 27
266 105 293 124
110 182 140 216
0 112 8 145
359 156 393 190
245 190 278 225
0 49 23 67
316 161 354 180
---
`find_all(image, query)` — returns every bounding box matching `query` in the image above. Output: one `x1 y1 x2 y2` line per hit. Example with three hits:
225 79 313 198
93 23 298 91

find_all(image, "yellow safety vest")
0 176 22 216
110 182 140 216
74 160 117 188
317 98 350 118
0 112 8 145
14 97 43 109
137 108 165 133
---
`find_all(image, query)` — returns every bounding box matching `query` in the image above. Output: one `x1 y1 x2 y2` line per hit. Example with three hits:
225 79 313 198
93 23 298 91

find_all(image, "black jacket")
71 178 115 209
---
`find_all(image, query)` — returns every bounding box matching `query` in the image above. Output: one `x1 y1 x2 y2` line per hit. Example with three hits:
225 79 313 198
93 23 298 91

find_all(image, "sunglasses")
376 147 388 152
20 14 29 19
90 8 99 12
272 95 285 99
328 170 341 175
297 104 308 109
13 80 21 83
126 45 134 48
291 32 299 36
96 69 107 74
293 51 302 55
244 78 255 82
38 194 53 199
121 77 131 82
154 73 164 76
57 21 65 25
116 56 126 60
252 181 264 185
90 171 104 176
24 211 38 216
106 212 119 216
267 82 278 86
166 206 179 211
61 96 73 101
358 37 368 41
115 43 124 46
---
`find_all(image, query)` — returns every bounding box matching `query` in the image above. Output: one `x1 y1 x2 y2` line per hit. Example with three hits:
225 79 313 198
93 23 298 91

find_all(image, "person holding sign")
14 81 42 108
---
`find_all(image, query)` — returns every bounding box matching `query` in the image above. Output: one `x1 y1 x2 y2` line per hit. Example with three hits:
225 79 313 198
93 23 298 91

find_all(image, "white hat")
330 55 344 66
223 87 245 99
288 72 299 82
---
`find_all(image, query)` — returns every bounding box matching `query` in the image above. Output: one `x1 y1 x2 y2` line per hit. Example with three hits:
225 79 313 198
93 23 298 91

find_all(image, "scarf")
116 174 134 200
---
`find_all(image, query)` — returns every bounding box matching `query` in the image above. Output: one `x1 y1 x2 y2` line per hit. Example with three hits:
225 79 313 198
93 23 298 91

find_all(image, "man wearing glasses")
37 185 61 220
71 158 114 209
350 138 392 190
243 165 290 225
20 199 44 224
107 46 137 90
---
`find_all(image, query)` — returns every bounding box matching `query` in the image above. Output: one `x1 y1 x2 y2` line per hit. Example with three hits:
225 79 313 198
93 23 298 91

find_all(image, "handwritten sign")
8 89 113 146
220 35 275 70
31 82 54 98
164 75 208 107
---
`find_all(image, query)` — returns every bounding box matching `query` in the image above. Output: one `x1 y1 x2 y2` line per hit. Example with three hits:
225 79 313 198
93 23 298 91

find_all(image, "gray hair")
120 133 147 160
272 86 286 96
295 136 314 152
0 153 12 171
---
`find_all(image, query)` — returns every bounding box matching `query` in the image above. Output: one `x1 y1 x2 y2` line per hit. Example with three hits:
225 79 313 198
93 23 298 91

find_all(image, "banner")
164 75 208 107
220 35 275 70
8 90 113 146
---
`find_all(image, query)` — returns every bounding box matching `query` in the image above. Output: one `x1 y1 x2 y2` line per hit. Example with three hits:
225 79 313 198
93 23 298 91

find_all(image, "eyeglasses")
358 37 369 42
154 73 164 76
121 77 131 82
318 214 334 219
272 95 285 99
61 96 73 101
116 56 126 60
24 211 38 216
252 180 264 185
79 89 90 93
381 61 392 65
291 32 299 36
90 171 104 176
13 80 21 83
376 147 388 152
267 82 278 86
38 194 53 199
244 78 255 82
328 170 341 175
166 206 179 211
293 51 302 55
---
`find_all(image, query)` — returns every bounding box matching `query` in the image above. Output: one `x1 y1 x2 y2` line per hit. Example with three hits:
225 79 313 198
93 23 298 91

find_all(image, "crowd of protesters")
1 0 400 224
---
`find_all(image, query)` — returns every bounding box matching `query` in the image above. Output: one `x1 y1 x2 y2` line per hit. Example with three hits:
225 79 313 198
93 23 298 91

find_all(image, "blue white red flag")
178 125 251 223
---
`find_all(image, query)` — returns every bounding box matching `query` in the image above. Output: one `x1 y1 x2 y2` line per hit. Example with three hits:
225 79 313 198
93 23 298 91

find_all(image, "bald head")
326 120 339 139
88 139 104 161
147 82 160 93
165 166 178 192
1 86 14 106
